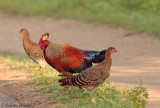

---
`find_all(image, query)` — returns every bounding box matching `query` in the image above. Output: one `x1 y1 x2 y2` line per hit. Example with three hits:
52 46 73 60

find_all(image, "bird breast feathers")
45 42 84 61
45 42 66 58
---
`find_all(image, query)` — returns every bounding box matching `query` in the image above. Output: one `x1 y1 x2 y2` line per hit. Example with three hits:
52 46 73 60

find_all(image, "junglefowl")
39 33 106 75
19 29 46 75
59 47 117 92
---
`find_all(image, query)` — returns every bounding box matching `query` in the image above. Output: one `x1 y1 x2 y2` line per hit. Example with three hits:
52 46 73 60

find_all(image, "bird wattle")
40 45 46 50
39 37 49 50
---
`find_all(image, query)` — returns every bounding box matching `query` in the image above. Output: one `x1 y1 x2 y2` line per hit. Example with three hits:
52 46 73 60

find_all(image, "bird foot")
60 88 66 92
31 67 40 71
30 67 45 75
61 86 72 93
67 86 72 92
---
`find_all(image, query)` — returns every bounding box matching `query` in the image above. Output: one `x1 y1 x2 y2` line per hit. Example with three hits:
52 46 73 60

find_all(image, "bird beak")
19 29 23 34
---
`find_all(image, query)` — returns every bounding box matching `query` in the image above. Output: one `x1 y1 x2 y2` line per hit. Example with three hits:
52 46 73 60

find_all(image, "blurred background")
1 0 160 35
0 0 160 107
0 0 160 58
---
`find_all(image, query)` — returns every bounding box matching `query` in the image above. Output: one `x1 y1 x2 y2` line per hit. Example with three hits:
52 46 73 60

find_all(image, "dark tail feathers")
58 72 74 78
93 49 106 63
59 77 73 86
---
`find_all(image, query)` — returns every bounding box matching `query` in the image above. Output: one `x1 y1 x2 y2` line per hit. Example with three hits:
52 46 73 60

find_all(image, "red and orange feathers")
39 33 106 74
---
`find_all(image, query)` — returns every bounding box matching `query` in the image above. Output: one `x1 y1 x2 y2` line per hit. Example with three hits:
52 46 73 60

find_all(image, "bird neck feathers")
23 33 32 46
40 40 49 50
104 53 112 71
23 33 30 42
105 53 112 62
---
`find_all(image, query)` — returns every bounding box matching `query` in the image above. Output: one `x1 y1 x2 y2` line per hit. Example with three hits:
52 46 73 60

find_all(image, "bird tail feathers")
59 72 74 86
59 77 73 86
58 72 74 78
92 49 106 63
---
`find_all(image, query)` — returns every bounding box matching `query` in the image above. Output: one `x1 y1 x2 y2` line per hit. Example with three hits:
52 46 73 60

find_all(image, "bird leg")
31 67 45 75
81 87 96 103
91 87 97 92
61 85 67 92
61 86 72 92
42 67 45 75
67 86 72 92
81 87 87 91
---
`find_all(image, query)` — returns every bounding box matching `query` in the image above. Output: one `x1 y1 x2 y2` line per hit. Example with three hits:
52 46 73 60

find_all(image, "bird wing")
71 69 99 87
44 42 85 72
61 46 85 71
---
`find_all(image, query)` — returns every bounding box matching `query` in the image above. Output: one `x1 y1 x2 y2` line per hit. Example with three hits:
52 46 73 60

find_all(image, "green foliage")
124 86 149 108
0 0 160 36
38 81 148 108
0 52 148 108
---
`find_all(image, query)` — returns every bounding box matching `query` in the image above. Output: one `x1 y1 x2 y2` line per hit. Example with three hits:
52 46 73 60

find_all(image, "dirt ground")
0 11 160 107
0 62 53 108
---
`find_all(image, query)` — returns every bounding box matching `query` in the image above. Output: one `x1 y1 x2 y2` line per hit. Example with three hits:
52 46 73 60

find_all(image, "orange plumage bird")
39 33 106 75
19 29 46 75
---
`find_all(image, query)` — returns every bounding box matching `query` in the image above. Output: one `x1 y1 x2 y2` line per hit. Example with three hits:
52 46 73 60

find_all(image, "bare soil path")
0 92 18 108
0 11 160 107
0 63 52 108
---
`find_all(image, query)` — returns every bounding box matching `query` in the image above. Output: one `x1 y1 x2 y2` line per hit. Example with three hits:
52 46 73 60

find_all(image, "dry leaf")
91 97 96 104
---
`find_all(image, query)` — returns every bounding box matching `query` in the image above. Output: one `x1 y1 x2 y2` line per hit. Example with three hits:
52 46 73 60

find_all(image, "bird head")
39 33 49 50
107 47 118 54
42 33 49 41
19 29 29 35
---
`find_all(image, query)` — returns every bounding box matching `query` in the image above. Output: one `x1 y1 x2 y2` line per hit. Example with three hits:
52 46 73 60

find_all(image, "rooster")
39 33 106 75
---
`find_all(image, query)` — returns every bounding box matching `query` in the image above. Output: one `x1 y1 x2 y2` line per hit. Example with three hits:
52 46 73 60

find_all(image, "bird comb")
43 33 49 37
41 33 49 41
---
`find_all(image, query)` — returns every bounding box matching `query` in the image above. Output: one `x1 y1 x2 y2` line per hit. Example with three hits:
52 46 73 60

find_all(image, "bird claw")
30 67 45 75
31 67 40 71
60 88 66 92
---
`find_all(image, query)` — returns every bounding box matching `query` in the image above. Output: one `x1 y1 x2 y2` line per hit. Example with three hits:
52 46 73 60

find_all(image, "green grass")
0 0 160 36
0 52 148 108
